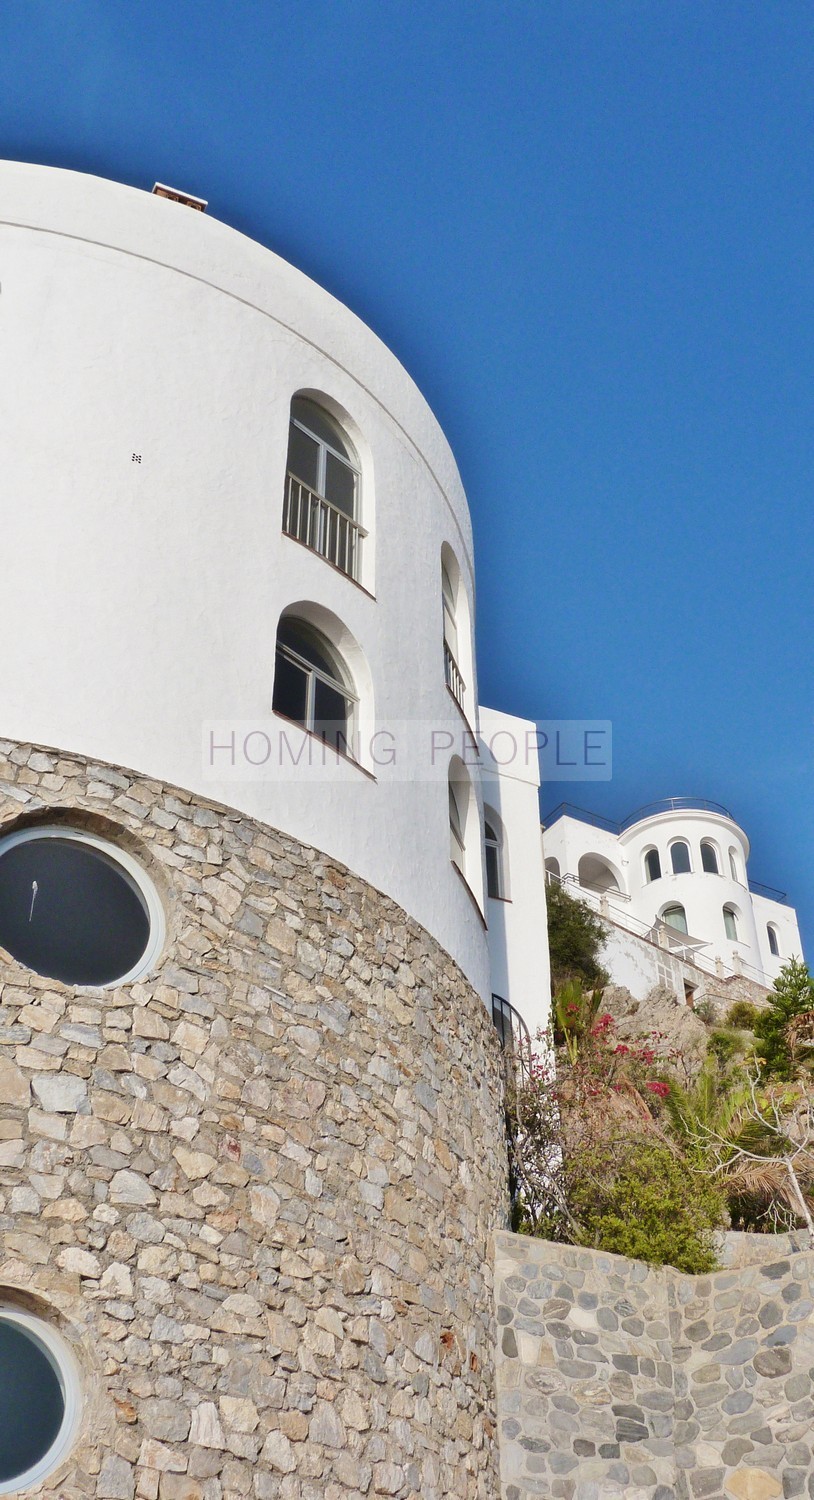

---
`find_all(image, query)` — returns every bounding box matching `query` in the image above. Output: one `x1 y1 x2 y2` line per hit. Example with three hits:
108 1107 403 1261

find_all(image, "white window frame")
484 814 507 901
0 826 164 988
669 839 692 875
643 847 662 883
700 840 720 876
0 1305 81 1494
289 408 360 518
274 638 358 743
723 905 739 942
767 923 780 958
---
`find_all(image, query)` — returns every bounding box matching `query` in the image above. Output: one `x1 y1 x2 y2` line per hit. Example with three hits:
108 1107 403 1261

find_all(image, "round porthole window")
0 1307 80 1492
0 827 164 987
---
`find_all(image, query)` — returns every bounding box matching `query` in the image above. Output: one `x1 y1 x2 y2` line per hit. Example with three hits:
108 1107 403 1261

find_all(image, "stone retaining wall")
0 740 508 1500
495 1230 814 1500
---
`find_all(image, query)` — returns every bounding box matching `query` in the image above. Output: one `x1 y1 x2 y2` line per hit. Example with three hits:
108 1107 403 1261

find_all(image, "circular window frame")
0 1305 82 1493
0 825 165 988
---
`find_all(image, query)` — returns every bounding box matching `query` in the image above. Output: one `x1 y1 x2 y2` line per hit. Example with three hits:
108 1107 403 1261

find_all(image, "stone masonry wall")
495 1230 814 1500
0 740 508 1500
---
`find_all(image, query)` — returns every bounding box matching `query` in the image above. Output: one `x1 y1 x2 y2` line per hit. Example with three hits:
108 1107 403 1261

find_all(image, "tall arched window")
767 924 780 957
441 561 466 711
273 617 356 756
701 841 720 875
484 810 507 900
449 779 466 875
729 848 740 882
723 905 739 941
662 904 688 934
283 397 365 581
644 848 661 883
670 841 691 875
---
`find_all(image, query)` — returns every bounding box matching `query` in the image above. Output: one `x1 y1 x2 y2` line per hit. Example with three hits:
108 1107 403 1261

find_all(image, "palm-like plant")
552 980 605 1064
665 1060 814 1239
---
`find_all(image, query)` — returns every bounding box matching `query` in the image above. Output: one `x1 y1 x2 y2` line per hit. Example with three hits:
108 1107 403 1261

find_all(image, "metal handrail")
545 869 777 990
492 994 532 1087
444 641 466 711
283 473 367 581
748 878 789 904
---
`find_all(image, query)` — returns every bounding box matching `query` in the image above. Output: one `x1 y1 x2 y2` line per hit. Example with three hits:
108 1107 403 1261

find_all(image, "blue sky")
3 1 813 948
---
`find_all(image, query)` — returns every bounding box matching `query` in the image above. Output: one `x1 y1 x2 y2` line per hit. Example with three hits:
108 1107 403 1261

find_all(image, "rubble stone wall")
0 741 507 1500
495 1230 814 1500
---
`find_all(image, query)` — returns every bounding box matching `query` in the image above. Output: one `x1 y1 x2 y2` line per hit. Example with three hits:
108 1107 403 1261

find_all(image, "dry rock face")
601 984 711 1077
0 741 507 1500
495 1230 814 1500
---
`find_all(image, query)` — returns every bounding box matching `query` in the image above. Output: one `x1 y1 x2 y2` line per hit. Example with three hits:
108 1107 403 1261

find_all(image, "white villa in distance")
542 799 804 1007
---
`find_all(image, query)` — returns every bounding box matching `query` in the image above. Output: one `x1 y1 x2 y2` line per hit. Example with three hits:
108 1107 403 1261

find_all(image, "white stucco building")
543 799 803 1004
0 158 549 1043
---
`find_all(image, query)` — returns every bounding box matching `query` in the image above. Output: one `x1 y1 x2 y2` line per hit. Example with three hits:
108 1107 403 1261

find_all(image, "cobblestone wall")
495 1230 814 1500
0 741 508 1500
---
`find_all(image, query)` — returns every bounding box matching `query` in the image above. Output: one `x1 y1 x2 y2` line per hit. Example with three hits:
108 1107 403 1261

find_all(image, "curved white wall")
0 161 489 995
621 811 761 970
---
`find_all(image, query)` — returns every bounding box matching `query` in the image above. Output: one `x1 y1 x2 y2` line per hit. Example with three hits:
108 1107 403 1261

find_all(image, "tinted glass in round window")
0 1317 65 1486
0 833 153 986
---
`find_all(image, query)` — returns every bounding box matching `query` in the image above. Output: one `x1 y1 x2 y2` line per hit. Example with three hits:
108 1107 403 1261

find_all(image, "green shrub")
754 958 814 1078
570 1138 724 1273
726 1001 760 1030
546 878 608 992
708 1028 746 1067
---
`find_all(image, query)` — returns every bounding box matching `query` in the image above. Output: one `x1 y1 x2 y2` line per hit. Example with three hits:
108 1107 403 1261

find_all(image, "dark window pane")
486 843 500 899
0 838 150 986
645 849 661 882
273 651 308 725
291 399 353 461
286 424 319 489
0 1321 64 1482
701 843 719 874
768 926 779 956
277 622 339 680
313 680 349 749
324 452 356 517
671 842 691 874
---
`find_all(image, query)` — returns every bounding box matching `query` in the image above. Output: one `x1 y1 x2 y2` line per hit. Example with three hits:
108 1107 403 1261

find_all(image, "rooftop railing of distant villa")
543 797 736 835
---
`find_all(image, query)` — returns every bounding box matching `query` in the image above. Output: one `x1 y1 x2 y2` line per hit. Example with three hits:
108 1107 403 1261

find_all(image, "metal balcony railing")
283 473 366 582
444 641 466 711
492 994 532 1088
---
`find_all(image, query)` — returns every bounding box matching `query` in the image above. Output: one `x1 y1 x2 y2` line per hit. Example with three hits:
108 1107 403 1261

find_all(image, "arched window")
723 906 739 941
729 848 739 882
670 841 691 875
767 924 780 957
273 617 356 756
484 810 507 900
441 560 466 711
644 848 662 883
448 760 479 898
449 779 466 875
701 841 720 875
283 397 364 581
545 857 560 879
662 904 688 934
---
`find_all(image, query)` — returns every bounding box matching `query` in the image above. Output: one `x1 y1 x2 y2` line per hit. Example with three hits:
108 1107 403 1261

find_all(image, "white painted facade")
479 708 550 1040
543 801 803 995
0 159 548 1037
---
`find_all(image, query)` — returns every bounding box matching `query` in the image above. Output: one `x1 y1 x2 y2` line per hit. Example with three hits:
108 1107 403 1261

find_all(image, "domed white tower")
543 798 803 1006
